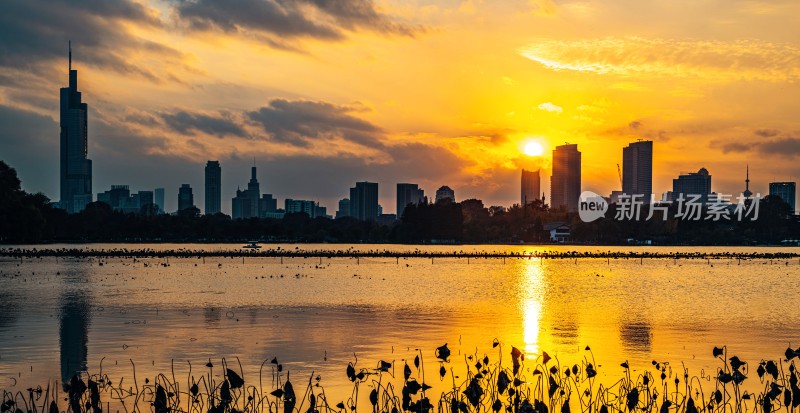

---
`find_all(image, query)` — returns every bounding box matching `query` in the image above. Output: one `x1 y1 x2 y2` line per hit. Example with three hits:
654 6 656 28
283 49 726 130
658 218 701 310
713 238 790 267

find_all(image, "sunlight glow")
523 141 544 157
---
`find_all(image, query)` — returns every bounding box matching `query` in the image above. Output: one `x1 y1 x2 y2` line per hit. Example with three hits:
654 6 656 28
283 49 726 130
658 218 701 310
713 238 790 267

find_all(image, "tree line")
2 160 798 244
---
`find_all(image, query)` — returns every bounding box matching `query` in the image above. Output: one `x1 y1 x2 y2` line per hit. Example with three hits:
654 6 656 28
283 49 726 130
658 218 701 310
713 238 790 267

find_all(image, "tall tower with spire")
743 164 753 199
60 41 93 213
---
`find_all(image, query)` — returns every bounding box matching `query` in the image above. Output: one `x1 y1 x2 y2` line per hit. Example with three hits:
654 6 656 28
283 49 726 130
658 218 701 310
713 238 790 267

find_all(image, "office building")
154 188 165 213
349 182 379 221
521 169 540 206
205 161 221 215
285 199 327 218
232 166 261 219
551 144 581 212
769 182 796 213
435 186 455 203
178 184 194 211
622 140 653 201
397 183 424 219
97 185 130 209
60 43 92 213
671 168 712 203
259 194 278 217
97 186 154 214
336 199 351 219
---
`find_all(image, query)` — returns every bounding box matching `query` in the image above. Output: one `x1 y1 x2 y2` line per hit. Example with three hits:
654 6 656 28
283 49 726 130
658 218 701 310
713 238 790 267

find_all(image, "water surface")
2 244 799 404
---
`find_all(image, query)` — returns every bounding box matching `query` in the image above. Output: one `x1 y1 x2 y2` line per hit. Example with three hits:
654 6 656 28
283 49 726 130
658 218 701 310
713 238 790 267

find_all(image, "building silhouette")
671 168 711 203
232 166 261 219
349 182 379 221
154 188 165 213
769 182 796 213
622 140 653 201
336 198 351 219
60 42 92 213
521 169 540 206
285 199 327 218
178 184 194 211
397 183 424 219
97 185 154 214
259 194 278 217
551 144 581 212
435 185 455 203
205 161 221 215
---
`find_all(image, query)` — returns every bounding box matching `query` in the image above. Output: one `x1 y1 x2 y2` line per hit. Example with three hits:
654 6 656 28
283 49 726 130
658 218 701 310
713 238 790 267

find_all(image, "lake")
2 244 800 409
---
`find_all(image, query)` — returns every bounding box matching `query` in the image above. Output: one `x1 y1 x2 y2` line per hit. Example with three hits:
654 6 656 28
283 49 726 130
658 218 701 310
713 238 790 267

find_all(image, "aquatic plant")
4 344 800 413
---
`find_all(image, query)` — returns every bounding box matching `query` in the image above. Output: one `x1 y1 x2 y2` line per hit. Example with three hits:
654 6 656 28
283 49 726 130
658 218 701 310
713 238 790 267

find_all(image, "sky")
1 0 799 214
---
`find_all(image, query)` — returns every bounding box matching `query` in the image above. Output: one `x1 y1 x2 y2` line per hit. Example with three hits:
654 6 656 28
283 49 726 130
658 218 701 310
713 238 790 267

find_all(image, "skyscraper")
178 184 194 211
232 166 261 219
769 182 796 213
435 186 455 203
397 183 424 219
336 198 351 219
154 188 165 213
551 144 581 212
205 161 221 215
349 182 379 221
622 140 653 201
521 169 540 206
671 168 711 203
60 42 92 213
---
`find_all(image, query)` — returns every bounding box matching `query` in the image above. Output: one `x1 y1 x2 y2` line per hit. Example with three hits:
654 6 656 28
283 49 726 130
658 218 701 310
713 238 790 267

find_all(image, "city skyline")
2 1 800 214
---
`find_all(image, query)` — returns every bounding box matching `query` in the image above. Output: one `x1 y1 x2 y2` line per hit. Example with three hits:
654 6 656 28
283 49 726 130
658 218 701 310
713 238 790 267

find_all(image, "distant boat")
242 241 262 249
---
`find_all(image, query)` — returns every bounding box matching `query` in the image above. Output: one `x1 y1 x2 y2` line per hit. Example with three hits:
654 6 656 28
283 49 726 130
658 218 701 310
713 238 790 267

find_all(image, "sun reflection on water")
521 258 545 355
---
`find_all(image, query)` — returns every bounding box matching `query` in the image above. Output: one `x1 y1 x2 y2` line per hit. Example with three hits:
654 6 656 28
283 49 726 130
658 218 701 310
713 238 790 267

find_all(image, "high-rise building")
60 42 92 213
397 183 424 219
622 140 653 201
551 144 581 212
178 184 194 211
259 194 278 217
97 185 130 209
349 182 379 221
521 169 541 206
769 182 796 213
671 168 711 203
285 199 326 218
154 188 165 213
138 191 154 211
232 166 261 219
336 198 351 219
205 161 221 215
435 186 455 203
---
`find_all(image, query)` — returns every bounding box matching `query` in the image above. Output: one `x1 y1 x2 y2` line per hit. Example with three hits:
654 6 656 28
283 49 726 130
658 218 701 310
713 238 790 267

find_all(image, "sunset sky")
2 0 799 213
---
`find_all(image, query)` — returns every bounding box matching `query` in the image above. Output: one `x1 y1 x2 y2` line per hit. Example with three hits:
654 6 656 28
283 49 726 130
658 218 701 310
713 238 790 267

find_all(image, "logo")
578 191 608 222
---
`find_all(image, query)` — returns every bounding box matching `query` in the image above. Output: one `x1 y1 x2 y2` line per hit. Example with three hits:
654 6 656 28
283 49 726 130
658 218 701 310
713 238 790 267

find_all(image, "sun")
523 141 544 157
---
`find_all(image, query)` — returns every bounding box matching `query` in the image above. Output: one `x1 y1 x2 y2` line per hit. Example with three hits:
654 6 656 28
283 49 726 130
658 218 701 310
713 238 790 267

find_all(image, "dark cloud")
175 0 419 40
161 110 247 138
248 99 384 148
712 135 800 157
757 137 800 156
719 142 752 153
755 128 779 137
0 0 182 82
629 121 642 130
